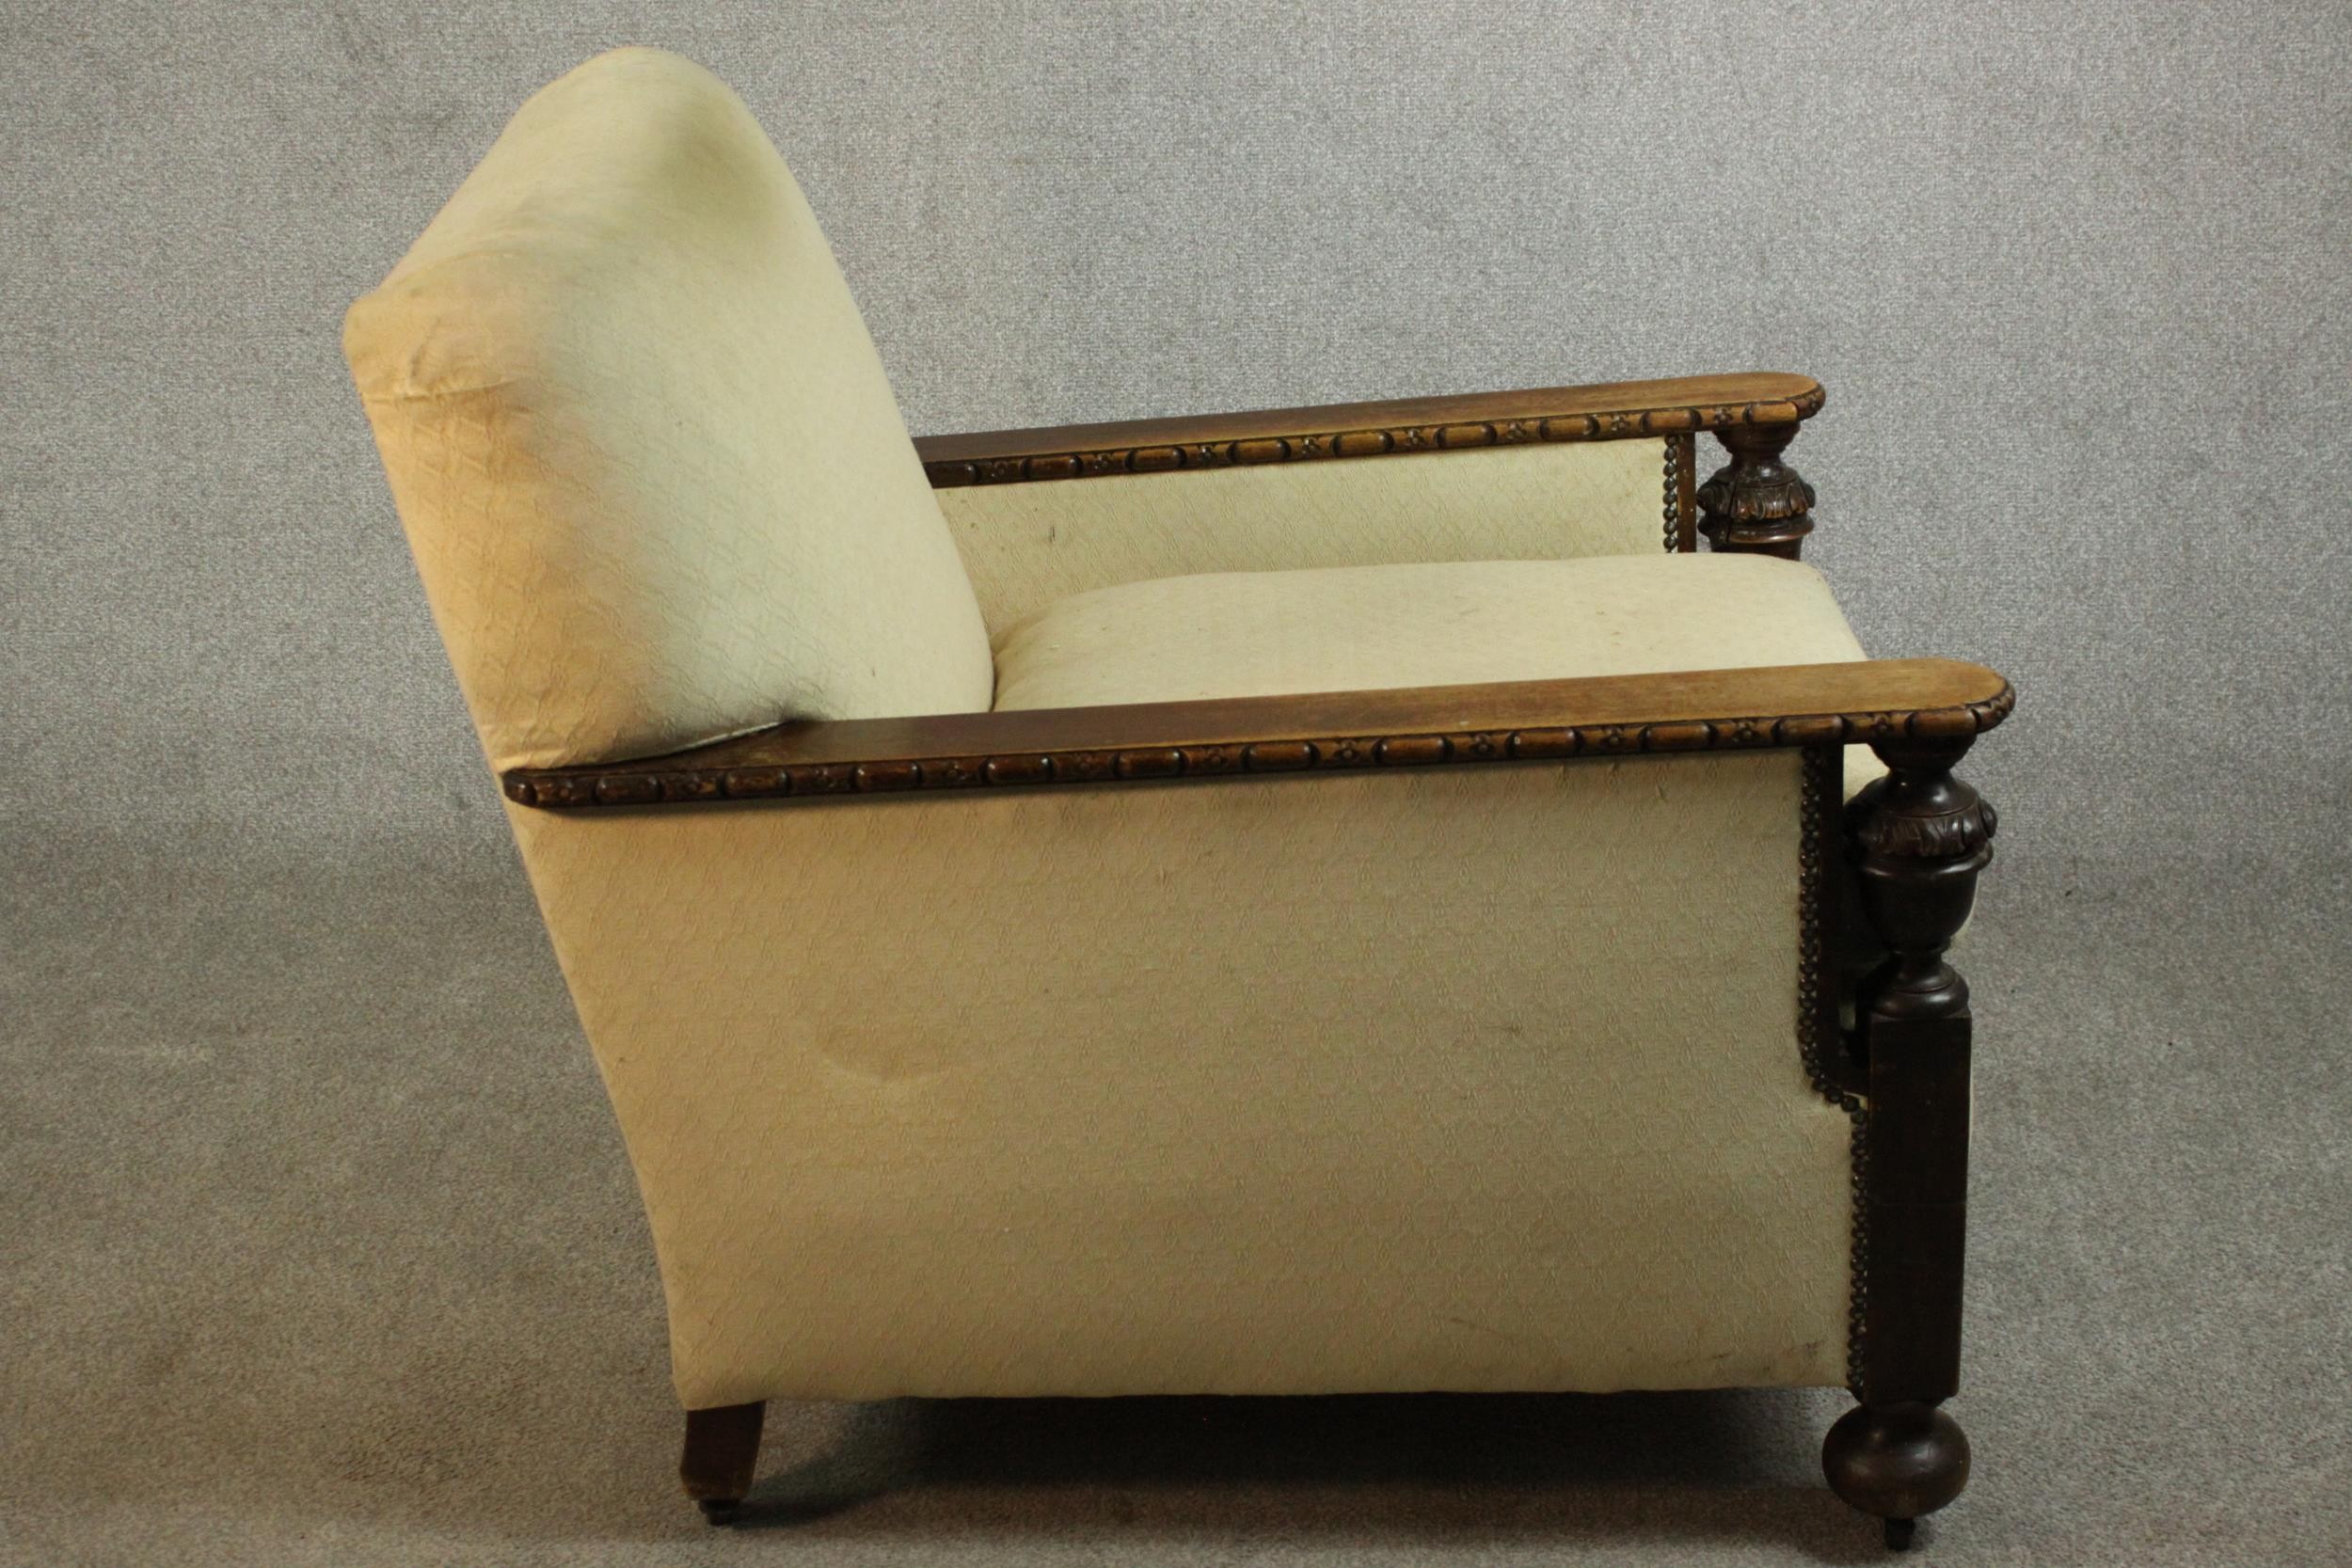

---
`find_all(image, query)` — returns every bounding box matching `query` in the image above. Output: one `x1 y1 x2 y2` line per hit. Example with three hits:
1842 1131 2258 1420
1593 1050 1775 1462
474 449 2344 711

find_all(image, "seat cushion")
993 552 1869 712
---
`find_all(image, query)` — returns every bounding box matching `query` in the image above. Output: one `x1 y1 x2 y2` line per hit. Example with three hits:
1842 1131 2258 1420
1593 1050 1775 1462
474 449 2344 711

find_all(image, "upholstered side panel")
507 750 1851 1408
345 48 993 774
939 437 1669 637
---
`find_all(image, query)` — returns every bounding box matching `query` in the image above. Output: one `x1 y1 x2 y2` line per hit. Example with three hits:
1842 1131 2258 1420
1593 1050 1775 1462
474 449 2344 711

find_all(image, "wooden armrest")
914 372 1824 488
503 657 2010 810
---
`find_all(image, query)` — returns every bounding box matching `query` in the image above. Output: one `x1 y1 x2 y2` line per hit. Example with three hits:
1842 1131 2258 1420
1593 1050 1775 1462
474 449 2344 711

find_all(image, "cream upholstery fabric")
941 437 1667 637
996 553 1864 708
344 48 993 773
506 750 1852 1408
995 551 1885 800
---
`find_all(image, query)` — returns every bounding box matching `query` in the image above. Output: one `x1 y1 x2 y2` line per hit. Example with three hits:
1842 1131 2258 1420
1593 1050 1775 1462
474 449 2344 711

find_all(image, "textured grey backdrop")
5 3 2349 1565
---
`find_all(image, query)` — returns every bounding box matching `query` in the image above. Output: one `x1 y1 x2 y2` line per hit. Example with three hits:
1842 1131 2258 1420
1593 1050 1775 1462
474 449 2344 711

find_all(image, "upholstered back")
345 48 993 773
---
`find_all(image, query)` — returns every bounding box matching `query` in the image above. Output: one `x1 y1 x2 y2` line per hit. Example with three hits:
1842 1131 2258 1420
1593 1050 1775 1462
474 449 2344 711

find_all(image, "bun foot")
1824 1402 1968 1544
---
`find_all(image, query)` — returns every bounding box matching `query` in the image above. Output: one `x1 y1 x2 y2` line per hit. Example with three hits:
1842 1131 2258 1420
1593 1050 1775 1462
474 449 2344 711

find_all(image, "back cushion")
344 48 993 773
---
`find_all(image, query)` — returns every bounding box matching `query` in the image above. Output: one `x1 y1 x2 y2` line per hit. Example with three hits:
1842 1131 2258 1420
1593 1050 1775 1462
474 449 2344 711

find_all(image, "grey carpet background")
4 2 2347 1563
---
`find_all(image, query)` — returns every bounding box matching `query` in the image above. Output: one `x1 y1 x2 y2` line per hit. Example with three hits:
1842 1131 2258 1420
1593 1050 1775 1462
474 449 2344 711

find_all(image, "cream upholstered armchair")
346 49 2010 1550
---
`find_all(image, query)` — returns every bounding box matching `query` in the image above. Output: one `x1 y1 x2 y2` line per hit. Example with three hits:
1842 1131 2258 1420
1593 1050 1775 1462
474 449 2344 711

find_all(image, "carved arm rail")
502 657 2011 810
913 372 1824 489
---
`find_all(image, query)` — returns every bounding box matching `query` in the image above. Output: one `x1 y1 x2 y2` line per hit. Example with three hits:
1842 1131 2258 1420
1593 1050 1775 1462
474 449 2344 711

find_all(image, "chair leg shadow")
722 1388 1865 1553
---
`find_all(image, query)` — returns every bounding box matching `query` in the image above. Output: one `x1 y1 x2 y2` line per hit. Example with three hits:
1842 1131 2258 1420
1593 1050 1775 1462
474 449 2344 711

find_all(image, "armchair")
346 48 2009 1550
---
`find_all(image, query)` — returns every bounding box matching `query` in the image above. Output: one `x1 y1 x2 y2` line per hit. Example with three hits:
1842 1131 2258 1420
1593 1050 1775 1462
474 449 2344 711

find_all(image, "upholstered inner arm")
912 374 1821 635
501 657 2011 808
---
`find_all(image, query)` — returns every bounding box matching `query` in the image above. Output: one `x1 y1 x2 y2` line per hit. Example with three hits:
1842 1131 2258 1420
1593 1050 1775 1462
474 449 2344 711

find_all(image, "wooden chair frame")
505 372 2003 1550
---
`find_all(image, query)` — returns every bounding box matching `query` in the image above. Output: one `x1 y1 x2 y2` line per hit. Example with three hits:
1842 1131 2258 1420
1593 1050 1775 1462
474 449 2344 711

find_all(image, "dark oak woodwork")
1823 1403 1970 1551
1665 431 1698 551
915 372 1824 488
1698 421 1818 560
501 658 2012 811
680 1402 765 1524
1825 734 1995 1547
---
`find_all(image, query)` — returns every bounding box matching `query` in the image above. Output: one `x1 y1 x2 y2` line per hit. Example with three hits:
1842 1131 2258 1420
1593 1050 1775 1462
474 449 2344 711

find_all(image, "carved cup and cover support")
1824 732 1996 1547
1697 421 1817 559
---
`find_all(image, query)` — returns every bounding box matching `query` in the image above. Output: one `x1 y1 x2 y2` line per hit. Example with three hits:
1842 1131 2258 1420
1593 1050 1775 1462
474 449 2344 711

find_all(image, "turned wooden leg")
680 1402 765 1523
1696 420 1817 558
1829 733 1994 1549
